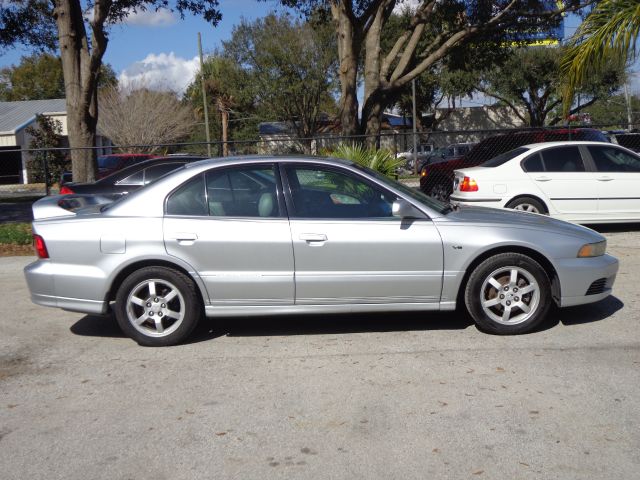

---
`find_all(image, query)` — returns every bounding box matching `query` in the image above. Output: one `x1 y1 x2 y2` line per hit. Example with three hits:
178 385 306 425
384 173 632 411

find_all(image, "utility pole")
198 32 212 157
412 78 418 175
624 82 633 131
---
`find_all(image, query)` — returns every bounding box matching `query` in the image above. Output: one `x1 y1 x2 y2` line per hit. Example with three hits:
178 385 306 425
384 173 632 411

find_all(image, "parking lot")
1 227 639 479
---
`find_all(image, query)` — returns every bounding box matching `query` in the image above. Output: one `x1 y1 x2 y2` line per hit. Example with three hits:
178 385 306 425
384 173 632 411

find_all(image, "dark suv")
419 128 609 201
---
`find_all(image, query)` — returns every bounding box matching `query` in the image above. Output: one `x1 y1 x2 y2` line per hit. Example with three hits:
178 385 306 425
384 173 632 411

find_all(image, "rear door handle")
534 176 551 182
168 233 198 244
299 233 327 242
597 176 614 182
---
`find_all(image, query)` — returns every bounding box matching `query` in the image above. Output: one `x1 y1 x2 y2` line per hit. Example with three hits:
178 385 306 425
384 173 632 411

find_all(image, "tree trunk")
361 3 386 147
221 109 229 156
330 3 360 138
53 0 105 182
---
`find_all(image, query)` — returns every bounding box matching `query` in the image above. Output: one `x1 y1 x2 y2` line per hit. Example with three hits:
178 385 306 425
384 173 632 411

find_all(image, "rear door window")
522 153 544 172
540 146 585 172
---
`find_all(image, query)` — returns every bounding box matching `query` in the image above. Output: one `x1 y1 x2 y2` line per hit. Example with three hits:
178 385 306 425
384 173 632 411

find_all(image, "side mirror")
392 199 425 219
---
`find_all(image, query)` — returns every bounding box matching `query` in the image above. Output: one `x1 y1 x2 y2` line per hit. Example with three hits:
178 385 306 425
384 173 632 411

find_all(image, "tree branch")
476 86 528 125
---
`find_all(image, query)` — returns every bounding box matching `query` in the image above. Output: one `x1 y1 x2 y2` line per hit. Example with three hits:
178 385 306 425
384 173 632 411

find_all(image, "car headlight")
577 240 607 258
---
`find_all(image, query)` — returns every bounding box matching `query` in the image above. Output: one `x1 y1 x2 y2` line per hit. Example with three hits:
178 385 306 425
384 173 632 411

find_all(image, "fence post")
42 150 50 196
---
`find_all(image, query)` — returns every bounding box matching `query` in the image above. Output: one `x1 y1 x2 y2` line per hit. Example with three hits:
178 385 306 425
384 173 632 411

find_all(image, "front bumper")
556 254 619 307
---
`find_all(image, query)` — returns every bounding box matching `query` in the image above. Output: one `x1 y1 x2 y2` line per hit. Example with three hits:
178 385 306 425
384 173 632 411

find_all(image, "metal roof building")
0 99 68 184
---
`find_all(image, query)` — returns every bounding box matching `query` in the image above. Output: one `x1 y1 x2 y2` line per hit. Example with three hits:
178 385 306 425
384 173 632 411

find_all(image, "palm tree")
561 0 640 117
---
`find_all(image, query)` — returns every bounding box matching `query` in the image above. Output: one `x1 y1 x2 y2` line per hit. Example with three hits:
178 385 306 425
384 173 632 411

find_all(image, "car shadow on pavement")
70 314 126 338
196 311 475 342
538 295 624 330
69 311 476 344
69 296 623 344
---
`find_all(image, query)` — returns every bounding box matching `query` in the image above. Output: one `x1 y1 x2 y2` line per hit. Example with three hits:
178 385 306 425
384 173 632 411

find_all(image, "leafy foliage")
0 53 117 101
479 46 625 126
322 143 403 177
222 13 338 140
272 1 595 137
185 55 259 154
561 0 640 116
25 115 69 185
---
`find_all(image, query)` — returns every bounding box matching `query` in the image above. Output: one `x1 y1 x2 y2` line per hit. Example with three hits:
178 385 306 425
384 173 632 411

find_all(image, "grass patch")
0 223 32 245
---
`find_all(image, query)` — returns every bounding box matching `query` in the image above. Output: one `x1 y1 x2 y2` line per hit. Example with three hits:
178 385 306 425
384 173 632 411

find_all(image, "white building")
0 99 110 184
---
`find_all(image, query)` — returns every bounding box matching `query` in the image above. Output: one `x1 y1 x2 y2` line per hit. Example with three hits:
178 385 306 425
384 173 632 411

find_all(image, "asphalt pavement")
0 229 639 479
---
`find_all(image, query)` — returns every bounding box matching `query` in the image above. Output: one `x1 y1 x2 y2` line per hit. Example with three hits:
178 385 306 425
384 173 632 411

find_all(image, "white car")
396 144 434 169
450 141 640 224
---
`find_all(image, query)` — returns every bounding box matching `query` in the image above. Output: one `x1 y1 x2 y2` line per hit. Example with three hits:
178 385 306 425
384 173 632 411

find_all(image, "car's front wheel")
464 253 552 334
114 266 202 346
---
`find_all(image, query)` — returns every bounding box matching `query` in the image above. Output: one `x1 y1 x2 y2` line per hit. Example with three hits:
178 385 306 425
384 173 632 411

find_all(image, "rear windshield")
481 147 529 167
98 156 120 169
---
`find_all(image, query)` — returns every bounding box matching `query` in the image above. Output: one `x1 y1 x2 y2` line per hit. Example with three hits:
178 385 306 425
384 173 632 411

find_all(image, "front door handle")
299 233 327 242
597 176 614 182
534 176 551 182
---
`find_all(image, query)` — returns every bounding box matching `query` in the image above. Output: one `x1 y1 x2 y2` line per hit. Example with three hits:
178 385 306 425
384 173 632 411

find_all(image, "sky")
0 0 638 101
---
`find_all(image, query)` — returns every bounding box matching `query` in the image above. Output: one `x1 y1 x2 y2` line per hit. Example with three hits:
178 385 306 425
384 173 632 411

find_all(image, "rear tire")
465 253 551 335
114 266 202 346
505 196 547 214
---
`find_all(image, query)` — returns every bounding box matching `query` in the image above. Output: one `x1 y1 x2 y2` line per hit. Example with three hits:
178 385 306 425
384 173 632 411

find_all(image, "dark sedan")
59 156 206 197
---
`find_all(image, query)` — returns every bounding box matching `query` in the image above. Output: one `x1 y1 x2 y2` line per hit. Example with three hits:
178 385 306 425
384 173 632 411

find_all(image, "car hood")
433 205 604 242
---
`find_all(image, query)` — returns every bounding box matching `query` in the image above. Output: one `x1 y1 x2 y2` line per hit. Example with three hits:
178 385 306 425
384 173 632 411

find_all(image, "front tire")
114 266 202 346
464 253 551 335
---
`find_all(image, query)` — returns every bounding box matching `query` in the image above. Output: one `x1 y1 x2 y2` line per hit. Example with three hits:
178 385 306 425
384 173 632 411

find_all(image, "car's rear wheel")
505 196 547 214
429 183 451 202
114 266 201 346
465 253 551 334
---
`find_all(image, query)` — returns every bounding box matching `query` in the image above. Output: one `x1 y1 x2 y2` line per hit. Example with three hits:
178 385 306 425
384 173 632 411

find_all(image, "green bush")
322 143 404 177
0 223 32 245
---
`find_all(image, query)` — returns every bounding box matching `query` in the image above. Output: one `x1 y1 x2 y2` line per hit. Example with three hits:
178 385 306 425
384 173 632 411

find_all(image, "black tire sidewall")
114 266 201 346
465 253 551 335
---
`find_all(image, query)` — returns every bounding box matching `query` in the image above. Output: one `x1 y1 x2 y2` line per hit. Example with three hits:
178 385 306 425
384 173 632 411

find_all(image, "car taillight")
459 176 478 192
59 185 74 194
33 234 49 259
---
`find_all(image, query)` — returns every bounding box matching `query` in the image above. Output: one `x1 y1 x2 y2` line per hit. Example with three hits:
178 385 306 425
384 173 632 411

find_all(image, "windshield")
481 147 530 167
352 164 450 215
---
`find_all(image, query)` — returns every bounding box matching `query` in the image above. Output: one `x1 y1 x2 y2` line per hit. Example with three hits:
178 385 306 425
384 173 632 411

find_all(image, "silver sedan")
24 156 619 346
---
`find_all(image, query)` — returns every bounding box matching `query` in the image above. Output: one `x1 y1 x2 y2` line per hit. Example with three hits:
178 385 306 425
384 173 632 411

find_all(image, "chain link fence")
1 125 638 199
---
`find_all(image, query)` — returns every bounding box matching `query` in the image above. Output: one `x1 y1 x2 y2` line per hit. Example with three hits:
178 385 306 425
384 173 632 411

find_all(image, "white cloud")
393 0 422 13
121 8 176 27
118 53 199 95
84 7 176 26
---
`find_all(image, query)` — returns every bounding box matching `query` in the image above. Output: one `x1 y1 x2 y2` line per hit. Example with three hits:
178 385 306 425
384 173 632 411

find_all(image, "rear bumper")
450 196 503 205
557 254 619 307
24 260 109 315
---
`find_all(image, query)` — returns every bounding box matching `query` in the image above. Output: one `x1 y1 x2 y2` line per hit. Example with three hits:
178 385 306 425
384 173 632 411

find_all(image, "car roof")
184 154 356 170
523 140 613 150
